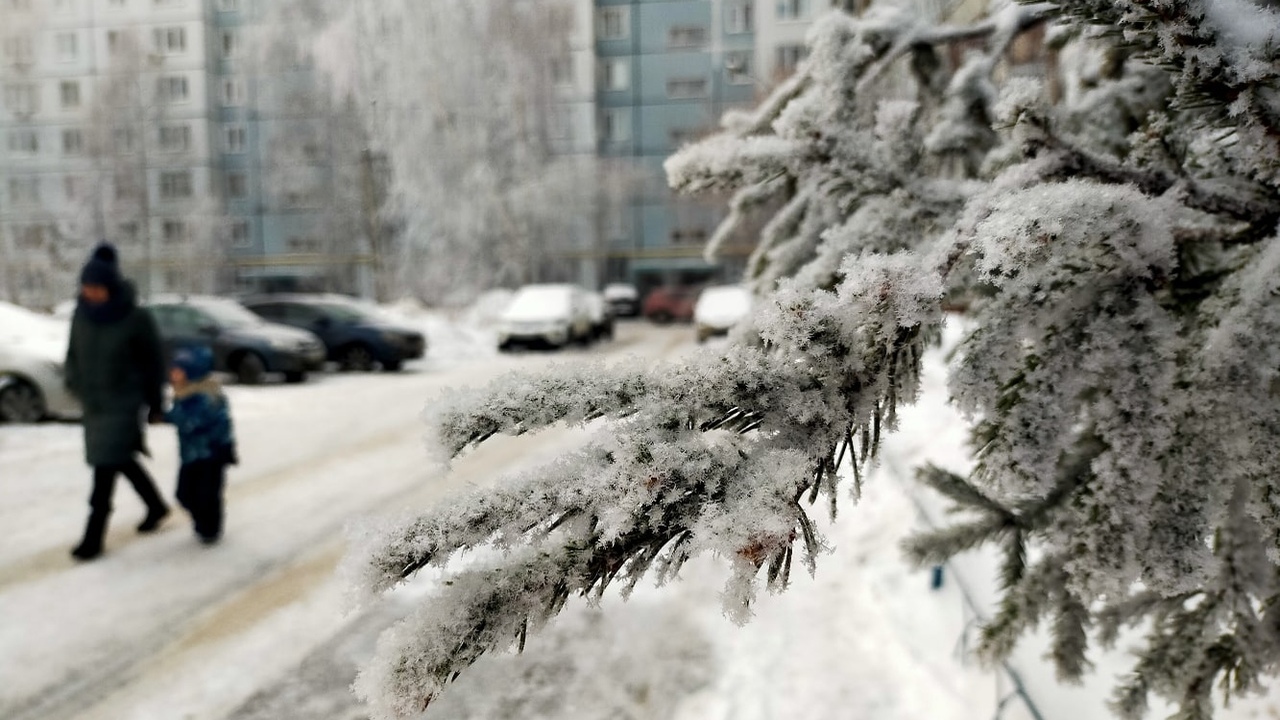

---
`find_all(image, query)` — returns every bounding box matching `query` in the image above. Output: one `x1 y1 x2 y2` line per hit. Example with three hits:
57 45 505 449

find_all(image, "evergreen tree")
350 1 1280 717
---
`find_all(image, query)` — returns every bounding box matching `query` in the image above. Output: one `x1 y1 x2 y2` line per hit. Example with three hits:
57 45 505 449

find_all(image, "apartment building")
0 0 372 306
594 0 758 293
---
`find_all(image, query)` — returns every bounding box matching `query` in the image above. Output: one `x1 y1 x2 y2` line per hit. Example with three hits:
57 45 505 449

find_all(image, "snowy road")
1 322 693 720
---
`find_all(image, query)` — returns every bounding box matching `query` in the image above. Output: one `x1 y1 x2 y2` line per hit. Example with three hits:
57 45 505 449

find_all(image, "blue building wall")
596 0 756 291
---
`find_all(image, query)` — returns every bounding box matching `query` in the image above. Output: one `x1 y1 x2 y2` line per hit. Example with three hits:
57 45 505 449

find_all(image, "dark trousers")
176 459 226 540
77 460 168 552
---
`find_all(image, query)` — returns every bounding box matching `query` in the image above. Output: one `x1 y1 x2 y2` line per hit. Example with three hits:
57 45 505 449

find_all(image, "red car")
642 286 700 323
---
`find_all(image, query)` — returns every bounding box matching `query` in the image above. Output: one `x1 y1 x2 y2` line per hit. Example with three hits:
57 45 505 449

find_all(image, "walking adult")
65 243 170 561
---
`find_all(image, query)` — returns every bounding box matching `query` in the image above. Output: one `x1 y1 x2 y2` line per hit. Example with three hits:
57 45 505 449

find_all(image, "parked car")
584 291 615 341
497 284 594 351
642 286 700 323
146 296 326 385
602 283 640 317
242 294 426 372
0 302 79 423
694 285 753 342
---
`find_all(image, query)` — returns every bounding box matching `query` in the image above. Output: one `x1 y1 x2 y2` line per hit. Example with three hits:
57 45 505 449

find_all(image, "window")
3 83 37 114
153 26 187 54
114 127 136 153
222 77 245 106
727 1 754 33
9 177 39 205
667 77 708 99
670 128 702 148
228 219 250 247
118 221 139 245
56 32 78 61
287 236 321 253
157 75 189 103
776 43 807 75
221 30 239 58
8 129 38 154
601 108 630 143
726 51 753 84
162 219 188 244
62 128 83 154
777 0 806 20
4 35 33 64
599 7 628 39
226 172 247 199
668 26 707 49
602 58 629 91
550 56 573 86
159 170 193 199
64 175 82 201
158 124 191 152
224 124 246 153
60 81 81 108
114 171 138 199
106 30 129 55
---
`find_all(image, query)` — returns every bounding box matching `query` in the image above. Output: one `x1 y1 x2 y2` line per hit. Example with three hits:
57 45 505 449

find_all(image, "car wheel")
382 359 403 373
283 370 307 384
0 378 46 423
235 352 267 385
339 344 376 372
650 311 672 324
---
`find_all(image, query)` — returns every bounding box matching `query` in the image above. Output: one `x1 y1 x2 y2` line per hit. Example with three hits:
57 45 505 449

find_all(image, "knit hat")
172 345 215 382
79 243 122 288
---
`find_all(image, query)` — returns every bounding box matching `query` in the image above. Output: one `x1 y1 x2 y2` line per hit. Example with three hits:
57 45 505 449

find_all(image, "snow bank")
375 295 502 366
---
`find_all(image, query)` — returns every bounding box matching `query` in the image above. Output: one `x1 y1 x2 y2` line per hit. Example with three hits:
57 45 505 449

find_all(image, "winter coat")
65 282 166 467
165 378 238 467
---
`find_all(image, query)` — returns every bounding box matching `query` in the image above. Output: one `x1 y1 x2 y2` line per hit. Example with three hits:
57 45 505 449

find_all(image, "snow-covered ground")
4 314 1277 720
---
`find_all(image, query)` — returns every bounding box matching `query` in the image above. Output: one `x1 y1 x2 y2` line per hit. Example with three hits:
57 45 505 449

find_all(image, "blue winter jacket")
166 379 238 466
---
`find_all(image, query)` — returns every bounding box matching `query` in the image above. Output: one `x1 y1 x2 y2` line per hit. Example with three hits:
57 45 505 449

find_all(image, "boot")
71 511 108 561
137 505 169 533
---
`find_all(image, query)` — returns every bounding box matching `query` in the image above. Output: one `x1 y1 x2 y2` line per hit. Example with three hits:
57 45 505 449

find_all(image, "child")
166 345 237 544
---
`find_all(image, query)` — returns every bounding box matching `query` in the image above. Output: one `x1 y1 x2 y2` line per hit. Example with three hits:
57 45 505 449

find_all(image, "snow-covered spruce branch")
355 257 944 716
352 0 1280 716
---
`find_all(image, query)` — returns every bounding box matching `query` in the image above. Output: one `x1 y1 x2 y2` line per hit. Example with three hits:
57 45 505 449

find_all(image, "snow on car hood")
0 302 70 361
694 287 753 328
501 288 573 322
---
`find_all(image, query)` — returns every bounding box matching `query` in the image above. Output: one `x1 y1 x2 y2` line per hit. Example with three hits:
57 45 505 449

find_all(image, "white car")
602 283 640 317
584 291 615 341
0 303 80 422
497 284 594 350
694 285 753 342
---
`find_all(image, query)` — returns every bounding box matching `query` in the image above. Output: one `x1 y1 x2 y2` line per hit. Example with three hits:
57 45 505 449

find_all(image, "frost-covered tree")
319 0 606 303
349 1 1280 718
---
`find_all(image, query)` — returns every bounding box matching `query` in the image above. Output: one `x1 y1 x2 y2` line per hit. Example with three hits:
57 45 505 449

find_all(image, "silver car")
0 307 80 422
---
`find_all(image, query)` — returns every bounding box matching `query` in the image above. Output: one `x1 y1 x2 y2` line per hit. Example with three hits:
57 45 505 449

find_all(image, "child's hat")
172 345 214 381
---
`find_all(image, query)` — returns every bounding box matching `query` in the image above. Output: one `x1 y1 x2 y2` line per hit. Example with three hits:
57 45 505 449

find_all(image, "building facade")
0 0 371 308
593 0 758 294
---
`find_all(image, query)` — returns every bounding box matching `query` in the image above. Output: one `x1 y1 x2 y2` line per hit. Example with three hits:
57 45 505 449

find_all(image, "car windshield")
504 287 572 321
317 302 375 323
196 301 264 329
